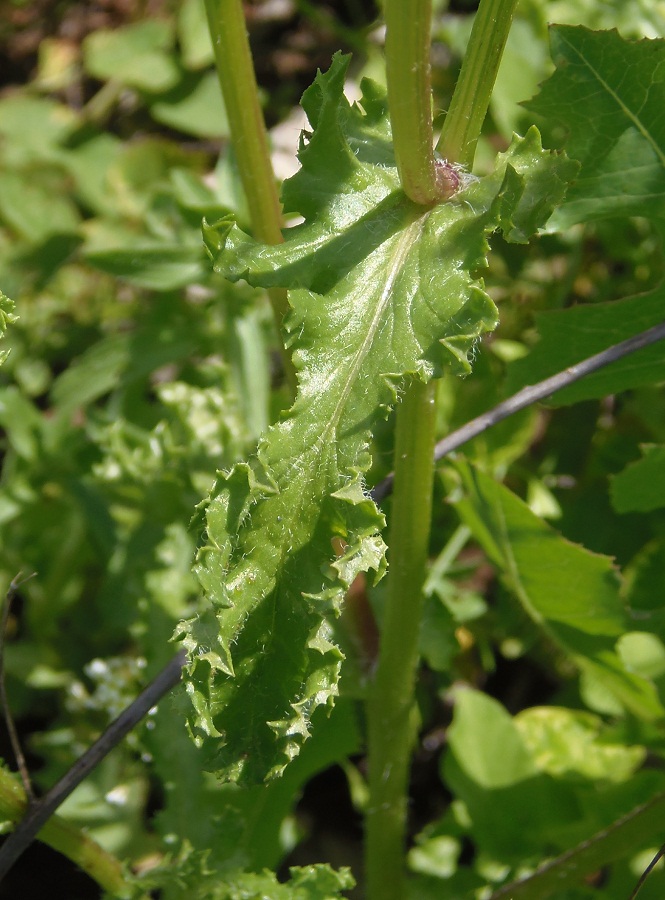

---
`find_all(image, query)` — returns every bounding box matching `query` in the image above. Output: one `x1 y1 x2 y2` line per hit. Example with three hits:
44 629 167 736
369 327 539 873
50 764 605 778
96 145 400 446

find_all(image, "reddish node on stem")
434 158 464 200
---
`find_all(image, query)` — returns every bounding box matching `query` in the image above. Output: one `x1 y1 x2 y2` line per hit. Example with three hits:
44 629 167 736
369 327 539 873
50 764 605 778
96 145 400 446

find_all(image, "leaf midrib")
324 214 426 447
560 30 665 169
258 216 428 673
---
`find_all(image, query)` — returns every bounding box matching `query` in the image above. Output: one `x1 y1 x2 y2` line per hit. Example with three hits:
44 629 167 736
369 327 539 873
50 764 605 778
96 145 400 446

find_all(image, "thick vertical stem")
204 0 296 391
366 377 438 900
384 0 439 204
204 0 282 244
437 0 520 165
366 0 519 897
365 3 443 897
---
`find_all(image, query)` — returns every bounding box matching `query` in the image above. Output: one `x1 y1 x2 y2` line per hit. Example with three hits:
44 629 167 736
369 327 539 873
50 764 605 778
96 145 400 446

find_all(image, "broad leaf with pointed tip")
526 26 665 228
175 54 578 784
448 458 663 720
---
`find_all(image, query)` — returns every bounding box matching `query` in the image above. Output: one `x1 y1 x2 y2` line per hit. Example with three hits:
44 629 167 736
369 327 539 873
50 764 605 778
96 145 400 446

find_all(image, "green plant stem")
0 767 131 897
366 1 519 897
204 0 296 392
384 0 439 204
365 3 444 897
436 0 520 165
366 378 438 900
204 0 282 243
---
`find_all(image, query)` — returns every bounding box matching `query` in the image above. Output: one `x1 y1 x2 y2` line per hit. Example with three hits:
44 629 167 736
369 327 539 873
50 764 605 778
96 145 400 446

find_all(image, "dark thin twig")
371 320 665 503
0 573 37 801
628 841 665 900
0 648 186 883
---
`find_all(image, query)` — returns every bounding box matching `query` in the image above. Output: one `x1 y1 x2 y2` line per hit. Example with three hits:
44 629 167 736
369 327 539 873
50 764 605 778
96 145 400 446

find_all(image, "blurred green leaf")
64 133 123 216
448 688 538 789
58 753 147 857
84 245 205 290
490 19 548 137
0 95 78 164
83 21 180 92
448 458 664 719
0 169 80 242
624 539 665 621
505 284 665 404
50 334 131 412
0 387 43 461
515 706 645 781
618 632 665 682
443 688 577 860
485 784 665 899
178 0 215 70
610 444 665 512
408 835 461 880
150 72 229 138
542 0 665 37
419 595 458 673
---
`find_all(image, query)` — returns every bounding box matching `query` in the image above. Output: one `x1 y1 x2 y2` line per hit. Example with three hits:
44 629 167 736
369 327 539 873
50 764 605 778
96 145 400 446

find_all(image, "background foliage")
1 0 665 897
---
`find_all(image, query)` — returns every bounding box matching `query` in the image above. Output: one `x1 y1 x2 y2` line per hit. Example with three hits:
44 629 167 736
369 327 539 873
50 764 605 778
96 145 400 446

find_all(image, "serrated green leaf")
222 867 354 900
149 694 360 874
177 54 578 784
147 852 355 900
526 26 665 228
448 459 664 719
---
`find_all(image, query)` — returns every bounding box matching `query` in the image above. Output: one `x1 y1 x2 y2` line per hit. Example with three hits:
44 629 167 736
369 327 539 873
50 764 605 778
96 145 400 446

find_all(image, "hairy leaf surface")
177 54 578 784
144 851 355 900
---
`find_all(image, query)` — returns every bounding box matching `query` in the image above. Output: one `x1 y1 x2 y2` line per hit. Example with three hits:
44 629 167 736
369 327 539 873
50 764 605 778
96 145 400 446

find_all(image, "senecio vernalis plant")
3 0 665 897
0 0 665 900
178 0 577 896
167 0 665 897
